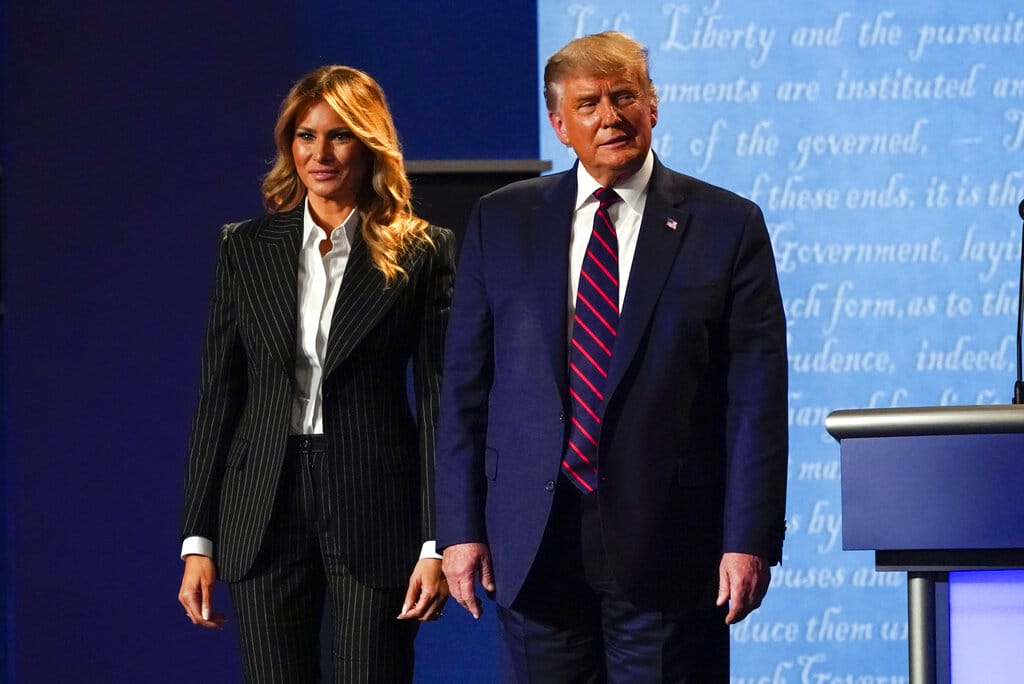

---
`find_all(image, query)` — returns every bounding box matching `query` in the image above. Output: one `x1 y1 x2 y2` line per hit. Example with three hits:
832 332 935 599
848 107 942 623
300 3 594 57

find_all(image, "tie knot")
594 187 622 207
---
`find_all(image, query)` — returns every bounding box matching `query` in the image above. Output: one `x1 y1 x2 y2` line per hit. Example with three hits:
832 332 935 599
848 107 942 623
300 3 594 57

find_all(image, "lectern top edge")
825 404 1024 440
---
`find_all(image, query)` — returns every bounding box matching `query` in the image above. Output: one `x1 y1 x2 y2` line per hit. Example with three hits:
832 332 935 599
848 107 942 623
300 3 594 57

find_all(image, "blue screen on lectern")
949 571 1024 680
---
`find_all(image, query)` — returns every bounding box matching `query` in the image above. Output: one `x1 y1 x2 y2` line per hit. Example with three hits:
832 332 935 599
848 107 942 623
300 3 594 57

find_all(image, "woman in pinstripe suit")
177 66 453 683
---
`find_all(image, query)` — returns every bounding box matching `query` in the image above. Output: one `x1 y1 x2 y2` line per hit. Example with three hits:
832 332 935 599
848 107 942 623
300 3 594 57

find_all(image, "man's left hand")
716 552 770 624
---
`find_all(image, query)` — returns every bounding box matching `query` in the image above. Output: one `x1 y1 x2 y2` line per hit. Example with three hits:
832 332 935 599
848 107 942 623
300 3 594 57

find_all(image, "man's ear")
548 111 571 145
650 102 658 129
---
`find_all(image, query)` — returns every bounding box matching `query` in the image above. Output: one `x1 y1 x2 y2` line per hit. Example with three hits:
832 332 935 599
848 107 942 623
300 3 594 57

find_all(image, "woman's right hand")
179 555 227 629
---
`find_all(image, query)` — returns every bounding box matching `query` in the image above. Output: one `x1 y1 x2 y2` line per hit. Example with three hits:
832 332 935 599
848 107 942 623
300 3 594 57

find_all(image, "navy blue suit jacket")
436 158 787 611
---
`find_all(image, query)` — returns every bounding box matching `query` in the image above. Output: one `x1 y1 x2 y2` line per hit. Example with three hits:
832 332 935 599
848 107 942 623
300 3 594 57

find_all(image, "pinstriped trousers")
228 437 417 683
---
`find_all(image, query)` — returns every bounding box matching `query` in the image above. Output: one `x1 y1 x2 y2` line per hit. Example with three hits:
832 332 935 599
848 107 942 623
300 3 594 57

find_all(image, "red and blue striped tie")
563 187 621 493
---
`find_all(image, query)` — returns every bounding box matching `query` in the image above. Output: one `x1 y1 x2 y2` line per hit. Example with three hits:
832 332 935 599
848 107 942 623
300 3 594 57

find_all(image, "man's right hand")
442 542 495 619
179 554 227 629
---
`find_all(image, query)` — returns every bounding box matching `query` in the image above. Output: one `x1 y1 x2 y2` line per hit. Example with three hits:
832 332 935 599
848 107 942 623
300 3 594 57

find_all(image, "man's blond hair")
543 31 658 113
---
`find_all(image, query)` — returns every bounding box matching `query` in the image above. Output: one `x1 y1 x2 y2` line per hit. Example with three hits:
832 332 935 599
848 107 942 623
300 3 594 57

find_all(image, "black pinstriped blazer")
181 203 455 586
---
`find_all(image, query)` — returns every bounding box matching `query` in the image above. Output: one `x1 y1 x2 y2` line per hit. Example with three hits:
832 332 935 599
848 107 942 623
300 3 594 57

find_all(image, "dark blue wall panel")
3 1 535 681
3 3 297 681
296 2 540 160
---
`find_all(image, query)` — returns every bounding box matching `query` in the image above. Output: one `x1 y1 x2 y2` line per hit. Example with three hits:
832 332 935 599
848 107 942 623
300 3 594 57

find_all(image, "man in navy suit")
436 31 788 682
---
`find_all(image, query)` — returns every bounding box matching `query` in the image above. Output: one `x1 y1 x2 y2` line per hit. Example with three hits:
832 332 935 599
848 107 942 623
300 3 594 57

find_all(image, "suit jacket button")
558 412 565 422
545 480 555 492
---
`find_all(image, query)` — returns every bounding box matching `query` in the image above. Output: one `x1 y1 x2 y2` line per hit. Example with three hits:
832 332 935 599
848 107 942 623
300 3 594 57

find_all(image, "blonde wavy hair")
261 65 430 283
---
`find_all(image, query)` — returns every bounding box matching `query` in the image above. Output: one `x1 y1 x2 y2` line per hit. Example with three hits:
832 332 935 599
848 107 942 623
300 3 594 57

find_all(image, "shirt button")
545 480 555 492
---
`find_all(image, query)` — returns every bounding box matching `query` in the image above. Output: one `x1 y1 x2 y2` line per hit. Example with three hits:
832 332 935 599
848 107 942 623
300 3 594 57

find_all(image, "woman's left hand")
397 558 449 621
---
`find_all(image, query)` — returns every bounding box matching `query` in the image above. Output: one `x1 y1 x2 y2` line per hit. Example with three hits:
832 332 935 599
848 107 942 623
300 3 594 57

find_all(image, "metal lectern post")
907 572 937 684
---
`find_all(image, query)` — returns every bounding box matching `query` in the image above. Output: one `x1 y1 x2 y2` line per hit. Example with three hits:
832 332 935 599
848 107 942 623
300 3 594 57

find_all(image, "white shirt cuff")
181 536 213 560
419 540 442 560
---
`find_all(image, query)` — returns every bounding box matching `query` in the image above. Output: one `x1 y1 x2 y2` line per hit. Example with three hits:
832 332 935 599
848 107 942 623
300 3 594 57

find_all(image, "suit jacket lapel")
531 170 577 398
322 226 413 377
242 205 302 376
605 160 692 400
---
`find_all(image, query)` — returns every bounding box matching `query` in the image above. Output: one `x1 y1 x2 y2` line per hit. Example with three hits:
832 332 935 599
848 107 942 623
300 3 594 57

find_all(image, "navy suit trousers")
497 478 729 683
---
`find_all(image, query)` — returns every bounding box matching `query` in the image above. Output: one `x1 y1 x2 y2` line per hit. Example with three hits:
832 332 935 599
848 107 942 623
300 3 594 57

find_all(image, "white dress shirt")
568 149 654 339
183 199 439 560
290 201 358 434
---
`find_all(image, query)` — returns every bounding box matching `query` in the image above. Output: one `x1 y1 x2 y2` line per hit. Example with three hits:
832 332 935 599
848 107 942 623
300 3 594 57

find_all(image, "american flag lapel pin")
665 217 678 231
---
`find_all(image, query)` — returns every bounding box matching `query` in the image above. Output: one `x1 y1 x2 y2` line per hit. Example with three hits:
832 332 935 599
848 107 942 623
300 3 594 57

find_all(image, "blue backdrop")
538 1 1023 681
4 0 1023 682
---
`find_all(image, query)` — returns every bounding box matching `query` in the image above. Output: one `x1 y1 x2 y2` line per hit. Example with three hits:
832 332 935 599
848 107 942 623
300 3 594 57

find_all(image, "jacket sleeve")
180 229 248 543
434 202 495 551
721 202 789 564
412 226 456 542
